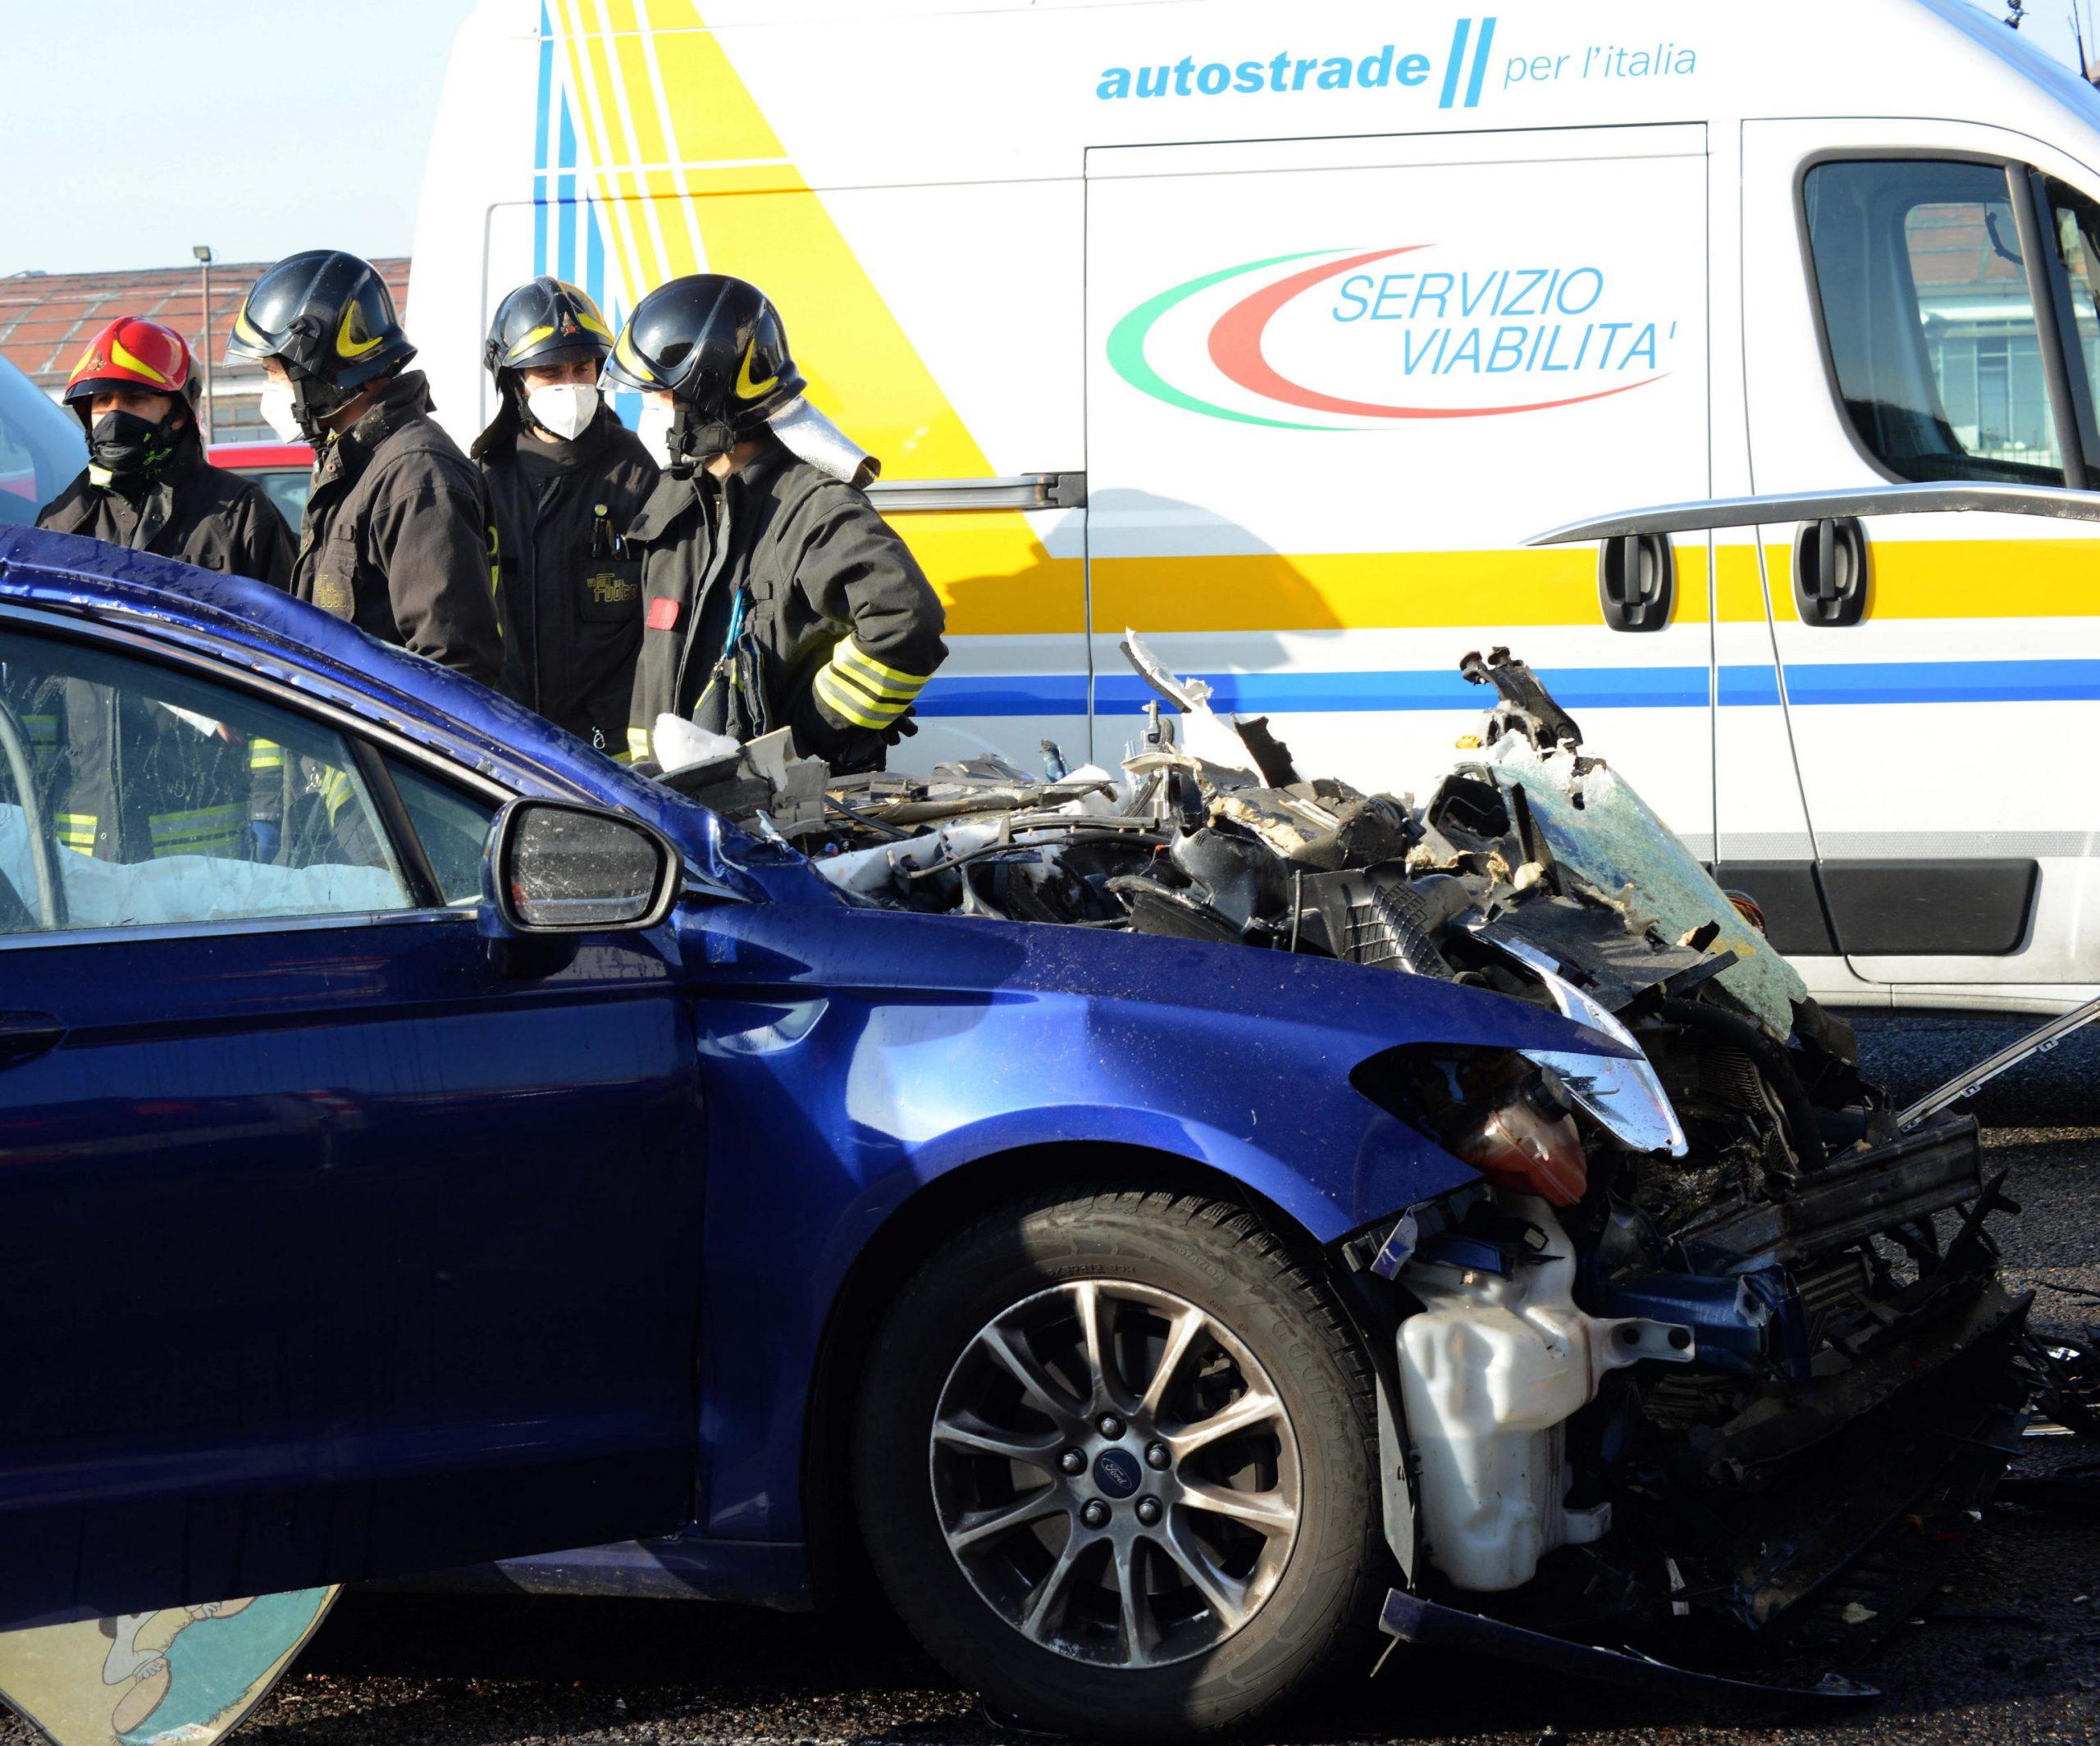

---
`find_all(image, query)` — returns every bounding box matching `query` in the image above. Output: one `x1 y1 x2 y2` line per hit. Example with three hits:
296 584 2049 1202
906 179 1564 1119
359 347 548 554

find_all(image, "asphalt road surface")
10 1014 2098 1746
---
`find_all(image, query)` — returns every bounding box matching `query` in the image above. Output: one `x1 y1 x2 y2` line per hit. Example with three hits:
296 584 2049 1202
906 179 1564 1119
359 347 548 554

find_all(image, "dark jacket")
35 431 293 854
474 404 658 752
294 370 502 687
625 441 946 773
38 426 294 589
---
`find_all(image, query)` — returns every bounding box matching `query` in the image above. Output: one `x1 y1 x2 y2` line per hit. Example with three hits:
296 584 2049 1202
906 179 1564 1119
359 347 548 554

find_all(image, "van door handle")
1792 517 1868 627
0 1012 66 1068
1596 532 1673 632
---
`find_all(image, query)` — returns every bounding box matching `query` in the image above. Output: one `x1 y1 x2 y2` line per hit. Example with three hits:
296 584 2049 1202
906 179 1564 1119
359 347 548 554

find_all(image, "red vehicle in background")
207 440 311 535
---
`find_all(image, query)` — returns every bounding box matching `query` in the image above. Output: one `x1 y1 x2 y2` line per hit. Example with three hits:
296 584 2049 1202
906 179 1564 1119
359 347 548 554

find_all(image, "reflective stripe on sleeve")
627 726 653 763
815 638 932 730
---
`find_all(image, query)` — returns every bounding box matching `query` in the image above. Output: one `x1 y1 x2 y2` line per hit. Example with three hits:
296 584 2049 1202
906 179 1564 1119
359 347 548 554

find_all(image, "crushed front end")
666 635 2037 1687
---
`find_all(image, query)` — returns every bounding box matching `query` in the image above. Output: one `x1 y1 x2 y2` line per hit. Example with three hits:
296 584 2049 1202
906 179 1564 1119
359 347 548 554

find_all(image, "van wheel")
853 1187 1384 1739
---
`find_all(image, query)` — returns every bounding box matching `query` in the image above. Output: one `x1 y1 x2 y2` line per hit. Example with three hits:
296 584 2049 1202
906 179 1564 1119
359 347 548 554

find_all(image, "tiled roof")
0 258 411 389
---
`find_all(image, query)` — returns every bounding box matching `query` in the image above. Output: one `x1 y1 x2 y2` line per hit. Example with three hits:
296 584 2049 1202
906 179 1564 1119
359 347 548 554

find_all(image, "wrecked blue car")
0 517 2030 1737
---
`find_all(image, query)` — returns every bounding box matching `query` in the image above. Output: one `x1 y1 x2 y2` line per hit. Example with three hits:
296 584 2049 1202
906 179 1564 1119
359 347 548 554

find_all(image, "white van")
411 0 2100 1016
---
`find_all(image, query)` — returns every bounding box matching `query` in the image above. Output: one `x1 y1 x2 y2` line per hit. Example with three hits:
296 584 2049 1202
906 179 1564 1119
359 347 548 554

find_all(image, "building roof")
0 258 411 390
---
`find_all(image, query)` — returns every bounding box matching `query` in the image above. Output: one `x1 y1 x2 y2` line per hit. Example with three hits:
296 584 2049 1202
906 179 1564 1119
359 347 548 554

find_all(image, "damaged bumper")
667 633 2062 1693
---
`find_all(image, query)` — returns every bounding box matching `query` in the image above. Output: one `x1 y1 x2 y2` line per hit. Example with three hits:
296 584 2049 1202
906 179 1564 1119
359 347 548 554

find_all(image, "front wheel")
853 1187 1385 1739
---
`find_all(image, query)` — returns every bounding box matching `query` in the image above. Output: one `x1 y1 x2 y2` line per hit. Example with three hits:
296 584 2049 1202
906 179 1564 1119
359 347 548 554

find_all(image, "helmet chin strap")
666 403 738 474
288 372 353 444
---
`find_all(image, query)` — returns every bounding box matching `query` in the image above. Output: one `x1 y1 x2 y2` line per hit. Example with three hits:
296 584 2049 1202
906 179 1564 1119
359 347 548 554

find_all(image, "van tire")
853 1185 1384 1739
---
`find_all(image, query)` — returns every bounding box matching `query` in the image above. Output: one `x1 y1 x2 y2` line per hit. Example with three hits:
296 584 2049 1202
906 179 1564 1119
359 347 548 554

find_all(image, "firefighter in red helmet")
39 316 294 588
31 317 299 864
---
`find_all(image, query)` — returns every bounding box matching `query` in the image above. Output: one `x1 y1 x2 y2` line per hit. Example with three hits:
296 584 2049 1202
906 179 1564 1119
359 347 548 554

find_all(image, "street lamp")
192 245 214 444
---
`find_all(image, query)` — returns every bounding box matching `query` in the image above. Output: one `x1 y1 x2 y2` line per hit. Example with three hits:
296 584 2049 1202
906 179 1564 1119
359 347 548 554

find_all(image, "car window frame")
0 604 518 953
1793 147 2093 491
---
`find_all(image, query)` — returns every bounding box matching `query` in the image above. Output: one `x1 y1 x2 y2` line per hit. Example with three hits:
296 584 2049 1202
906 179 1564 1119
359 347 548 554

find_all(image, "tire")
853 1186 1385 1739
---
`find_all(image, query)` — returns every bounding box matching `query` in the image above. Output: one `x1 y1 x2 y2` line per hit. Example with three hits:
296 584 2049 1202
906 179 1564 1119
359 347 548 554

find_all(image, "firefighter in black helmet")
472 276 658 753
604 274 945 773
227 250 502 686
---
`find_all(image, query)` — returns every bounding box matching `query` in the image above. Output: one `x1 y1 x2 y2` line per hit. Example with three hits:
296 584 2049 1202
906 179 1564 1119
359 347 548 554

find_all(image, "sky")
0 0 2094 279
0 0 478 276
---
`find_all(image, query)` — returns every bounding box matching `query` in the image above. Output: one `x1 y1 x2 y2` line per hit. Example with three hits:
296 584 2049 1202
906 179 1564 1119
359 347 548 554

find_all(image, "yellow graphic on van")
544 0 1079 641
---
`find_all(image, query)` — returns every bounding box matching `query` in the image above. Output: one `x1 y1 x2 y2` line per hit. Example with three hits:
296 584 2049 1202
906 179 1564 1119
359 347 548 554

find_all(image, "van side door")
1084 125 1716 855
1741 121 2100 1006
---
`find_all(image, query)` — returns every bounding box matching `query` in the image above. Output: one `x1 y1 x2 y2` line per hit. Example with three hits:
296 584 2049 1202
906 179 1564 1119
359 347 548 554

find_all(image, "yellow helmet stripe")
336 303 384 360
507 324 558 360
613 330 659 385
734 336 778 400
574 307 613 339
233 309 268 348
108 335 172 385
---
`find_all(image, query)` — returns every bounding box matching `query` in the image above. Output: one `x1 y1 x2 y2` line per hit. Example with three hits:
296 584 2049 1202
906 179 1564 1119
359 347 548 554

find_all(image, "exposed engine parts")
669 633 2084 1690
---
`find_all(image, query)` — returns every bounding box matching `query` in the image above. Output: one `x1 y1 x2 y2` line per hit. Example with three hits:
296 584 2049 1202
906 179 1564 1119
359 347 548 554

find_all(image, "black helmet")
473 276 617 457
227 250 414 438
483 276 614 381
602 274 804 466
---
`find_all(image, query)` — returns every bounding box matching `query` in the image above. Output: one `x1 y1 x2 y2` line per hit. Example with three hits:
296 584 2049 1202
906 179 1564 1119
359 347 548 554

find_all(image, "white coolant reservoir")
1396 1194 1693 1592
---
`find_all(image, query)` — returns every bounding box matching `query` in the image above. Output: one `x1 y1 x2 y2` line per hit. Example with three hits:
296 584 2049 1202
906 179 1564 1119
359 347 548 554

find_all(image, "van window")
1804 160 2062 486
2046 180 2100 444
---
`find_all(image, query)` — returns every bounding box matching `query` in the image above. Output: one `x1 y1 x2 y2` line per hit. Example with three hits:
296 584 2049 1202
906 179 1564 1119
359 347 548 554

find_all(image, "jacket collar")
314 369 433 489
624 436 790 543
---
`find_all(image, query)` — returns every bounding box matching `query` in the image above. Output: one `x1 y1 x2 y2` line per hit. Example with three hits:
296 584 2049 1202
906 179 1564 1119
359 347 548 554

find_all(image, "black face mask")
665 403 738 477
86 409 180 489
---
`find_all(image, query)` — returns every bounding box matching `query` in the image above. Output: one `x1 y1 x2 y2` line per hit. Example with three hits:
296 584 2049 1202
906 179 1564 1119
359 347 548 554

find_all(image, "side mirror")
484 799 680 935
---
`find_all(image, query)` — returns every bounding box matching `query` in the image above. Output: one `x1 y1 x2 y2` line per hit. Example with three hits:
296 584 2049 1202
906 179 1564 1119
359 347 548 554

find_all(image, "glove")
244 819 281 864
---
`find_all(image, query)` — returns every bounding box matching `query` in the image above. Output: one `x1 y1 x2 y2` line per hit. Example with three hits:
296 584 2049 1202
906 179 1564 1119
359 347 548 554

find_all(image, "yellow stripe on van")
1085 540 2095 636
1767 539 2100 622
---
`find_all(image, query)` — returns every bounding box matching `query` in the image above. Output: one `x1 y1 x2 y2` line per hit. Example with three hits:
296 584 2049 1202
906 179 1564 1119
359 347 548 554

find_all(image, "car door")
1084 124 1715 855
0 613 706 1631
1741 121 2100 1003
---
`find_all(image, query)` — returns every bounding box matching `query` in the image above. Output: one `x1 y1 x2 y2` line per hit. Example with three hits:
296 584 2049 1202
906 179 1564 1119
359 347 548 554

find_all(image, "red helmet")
63 318 199 422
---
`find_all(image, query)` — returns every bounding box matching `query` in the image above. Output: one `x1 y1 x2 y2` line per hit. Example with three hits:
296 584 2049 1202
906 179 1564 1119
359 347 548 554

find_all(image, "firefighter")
226 249 502 686
38 317 293 586
471 276 657 753
34 317 294 863
603 275 946 774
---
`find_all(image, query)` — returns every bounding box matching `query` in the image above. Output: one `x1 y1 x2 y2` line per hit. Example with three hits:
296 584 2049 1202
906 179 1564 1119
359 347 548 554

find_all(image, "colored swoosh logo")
1105 252 1347 431
336 304 384 360
736 338 778 399
1113 247 1668 426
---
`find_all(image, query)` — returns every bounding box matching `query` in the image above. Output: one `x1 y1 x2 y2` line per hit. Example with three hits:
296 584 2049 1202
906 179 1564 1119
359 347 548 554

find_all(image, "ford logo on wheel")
1093 1447 1143 1498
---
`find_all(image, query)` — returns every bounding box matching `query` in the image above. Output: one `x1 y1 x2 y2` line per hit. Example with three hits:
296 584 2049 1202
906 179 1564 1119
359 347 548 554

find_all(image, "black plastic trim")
1714 859 1839 957
1821 859 2039 957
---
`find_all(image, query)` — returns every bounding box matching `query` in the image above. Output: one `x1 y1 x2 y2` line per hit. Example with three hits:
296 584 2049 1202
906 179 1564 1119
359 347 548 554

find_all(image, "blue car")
0 424 2029 1731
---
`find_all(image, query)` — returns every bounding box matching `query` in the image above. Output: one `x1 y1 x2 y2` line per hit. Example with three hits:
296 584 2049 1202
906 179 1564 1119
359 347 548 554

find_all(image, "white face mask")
525 382 600 442
259 381 305 444
637 399 676 469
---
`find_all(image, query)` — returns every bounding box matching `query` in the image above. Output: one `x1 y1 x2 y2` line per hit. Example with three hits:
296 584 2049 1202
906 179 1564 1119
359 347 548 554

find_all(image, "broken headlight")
1359 1049 1591 1206
1483 933 1687 1158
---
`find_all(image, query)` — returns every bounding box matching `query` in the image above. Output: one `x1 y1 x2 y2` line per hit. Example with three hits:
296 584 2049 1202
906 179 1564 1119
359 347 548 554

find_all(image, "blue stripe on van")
533 5 552 275
912 659 2100 718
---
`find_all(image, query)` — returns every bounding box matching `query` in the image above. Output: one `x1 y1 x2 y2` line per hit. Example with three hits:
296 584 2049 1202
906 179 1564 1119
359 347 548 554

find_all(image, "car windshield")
0 357 85 528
